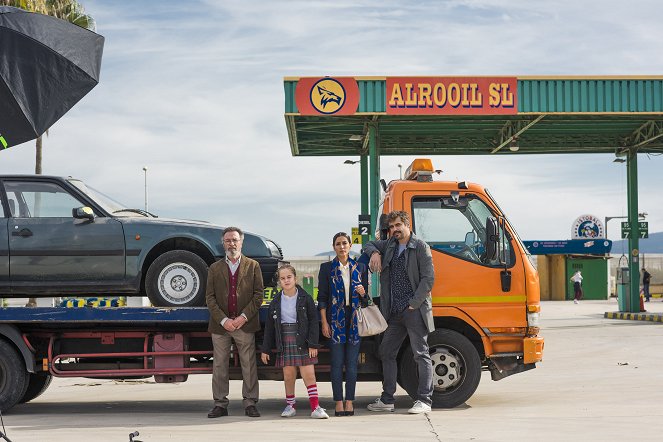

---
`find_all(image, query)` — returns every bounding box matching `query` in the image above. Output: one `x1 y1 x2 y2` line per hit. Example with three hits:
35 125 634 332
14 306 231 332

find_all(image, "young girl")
261 265 329 419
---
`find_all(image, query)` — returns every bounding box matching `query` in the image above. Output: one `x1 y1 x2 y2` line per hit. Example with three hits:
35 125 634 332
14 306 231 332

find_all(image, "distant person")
364 210 435 414
570 270 583 304
261 265 329 419
642 268 652 302
206 227 264 419
317 232 369 416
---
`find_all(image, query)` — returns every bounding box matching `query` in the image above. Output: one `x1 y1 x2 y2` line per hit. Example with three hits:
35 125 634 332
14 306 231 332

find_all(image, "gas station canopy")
284 76 663 156
283 75 663 313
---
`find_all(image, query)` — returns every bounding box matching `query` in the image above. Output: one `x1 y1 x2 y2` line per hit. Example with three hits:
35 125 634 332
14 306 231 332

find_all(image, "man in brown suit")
206 226 264 418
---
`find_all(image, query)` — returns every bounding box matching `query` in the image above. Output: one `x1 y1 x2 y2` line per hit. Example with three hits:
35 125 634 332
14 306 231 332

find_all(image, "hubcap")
431 347 463 391
158 262 199 304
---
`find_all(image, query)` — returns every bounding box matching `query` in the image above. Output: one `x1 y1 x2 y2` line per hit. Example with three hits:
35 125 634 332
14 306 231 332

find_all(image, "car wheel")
398 329 482 408
0 339 29 412
145 250 208 307
19 373 52 404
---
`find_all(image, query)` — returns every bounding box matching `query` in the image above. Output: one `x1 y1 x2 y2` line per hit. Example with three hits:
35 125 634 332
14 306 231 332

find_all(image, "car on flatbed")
0 175 283 306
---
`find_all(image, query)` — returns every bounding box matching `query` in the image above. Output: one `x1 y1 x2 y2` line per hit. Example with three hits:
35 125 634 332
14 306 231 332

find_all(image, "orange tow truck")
372 158 544 408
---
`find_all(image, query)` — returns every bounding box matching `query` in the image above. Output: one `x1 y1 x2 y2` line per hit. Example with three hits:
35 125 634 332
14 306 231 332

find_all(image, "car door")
4 179 126 291
0 196 9 293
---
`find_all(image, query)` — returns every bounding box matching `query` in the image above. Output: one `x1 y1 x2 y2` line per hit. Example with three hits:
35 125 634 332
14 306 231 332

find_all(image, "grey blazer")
363 232 435 333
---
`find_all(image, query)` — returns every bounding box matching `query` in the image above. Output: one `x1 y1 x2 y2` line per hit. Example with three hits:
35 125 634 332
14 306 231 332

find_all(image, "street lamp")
398 164 403 179
142 166 148 212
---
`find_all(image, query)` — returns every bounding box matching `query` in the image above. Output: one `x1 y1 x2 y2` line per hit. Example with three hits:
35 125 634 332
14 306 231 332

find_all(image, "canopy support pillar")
626 149 641 312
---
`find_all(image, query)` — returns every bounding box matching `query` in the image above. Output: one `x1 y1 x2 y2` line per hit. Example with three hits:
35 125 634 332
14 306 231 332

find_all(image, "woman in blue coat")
318 232 369 416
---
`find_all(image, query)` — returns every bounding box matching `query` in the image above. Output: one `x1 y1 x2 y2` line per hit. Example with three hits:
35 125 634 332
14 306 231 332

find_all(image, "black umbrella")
0 6 104 150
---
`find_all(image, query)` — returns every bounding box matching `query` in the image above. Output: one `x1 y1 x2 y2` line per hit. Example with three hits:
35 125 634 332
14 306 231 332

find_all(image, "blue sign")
523 239 612 255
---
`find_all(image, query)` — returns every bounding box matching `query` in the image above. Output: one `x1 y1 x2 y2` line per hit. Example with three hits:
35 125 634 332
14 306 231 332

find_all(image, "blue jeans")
329 338 361 401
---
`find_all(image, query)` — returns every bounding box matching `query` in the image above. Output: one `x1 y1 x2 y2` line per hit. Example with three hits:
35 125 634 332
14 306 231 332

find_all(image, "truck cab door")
406 192 525 307
3 179 126 293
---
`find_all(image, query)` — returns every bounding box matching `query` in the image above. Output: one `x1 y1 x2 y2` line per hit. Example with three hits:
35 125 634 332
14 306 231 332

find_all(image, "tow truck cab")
379 159 544 407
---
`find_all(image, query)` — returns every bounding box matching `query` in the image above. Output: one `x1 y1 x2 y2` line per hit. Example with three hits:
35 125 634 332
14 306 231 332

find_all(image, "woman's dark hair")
332 231 351 246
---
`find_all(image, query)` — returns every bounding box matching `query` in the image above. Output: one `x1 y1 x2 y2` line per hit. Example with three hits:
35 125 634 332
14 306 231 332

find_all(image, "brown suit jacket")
206 255 264 335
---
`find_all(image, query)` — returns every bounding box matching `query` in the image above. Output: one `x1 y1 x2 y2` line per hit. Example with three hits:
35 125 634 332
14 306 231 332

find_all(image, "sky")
2 0 662 256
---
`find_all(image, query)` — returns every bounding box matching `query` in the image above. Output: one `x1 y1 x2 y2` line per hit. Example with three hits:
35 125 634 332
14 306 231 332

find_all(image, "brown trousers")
212 329 259 408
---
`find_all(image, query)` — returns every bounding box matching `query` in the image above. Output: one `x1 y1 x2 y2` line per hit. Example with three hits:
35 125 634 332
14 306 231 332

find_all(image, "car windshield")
68 178 147 217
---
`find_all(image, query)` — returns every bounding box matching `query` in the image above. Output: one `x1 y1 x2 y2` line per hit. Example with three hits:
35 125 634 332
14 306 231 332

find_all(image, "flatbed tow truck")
0 158 544 413
0 305 380 412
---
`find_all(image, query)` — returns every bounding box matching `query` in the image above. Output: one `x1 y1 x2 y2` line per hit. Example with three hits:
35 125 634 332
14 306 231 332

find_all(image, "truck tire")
19 373 52 404
0 340 29 412
146 250 208 307
398 329 481 408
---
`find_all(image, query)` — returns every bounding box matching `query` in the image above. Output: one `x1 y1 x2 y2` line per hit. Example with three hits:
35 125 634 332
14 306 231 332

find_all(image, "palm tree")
2 0 95 306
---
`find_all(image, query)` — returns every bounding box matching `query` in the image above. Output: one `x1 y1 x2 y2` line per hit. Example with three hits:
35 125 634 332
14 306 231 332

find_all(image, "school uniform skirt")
276 323 318 367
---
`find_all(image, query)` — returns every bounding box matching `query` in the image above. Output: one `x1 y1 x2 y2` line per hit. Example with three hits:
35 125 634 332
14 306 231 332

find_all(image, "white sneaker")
367 398 395 412
281 405 296 418
408 400 432 414
310 406 329 419
573 299 579 304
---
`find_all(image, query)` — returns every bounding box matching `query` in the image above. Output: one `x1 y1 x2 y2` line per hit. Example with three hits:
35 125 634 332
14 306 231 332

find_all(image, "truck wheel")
398 329 481 408
145 250 208 307
0 340 29 412
19 373 52 404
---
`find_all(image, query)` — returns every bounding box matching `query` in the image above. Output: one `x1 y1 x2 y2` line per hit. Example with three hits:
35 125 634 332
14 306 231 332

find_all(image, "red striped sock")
286 394 295 408
306 384 319 411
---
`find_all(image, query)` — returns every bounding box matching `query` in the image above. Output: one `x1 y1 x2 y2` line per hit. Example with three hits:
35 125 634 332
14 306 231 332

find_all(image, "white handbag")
356 300 388 337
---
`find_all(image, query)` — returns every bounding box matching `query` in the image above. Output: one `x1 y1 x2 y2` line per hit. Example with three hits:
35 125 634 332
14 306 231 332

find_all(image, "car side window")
4 181 84 218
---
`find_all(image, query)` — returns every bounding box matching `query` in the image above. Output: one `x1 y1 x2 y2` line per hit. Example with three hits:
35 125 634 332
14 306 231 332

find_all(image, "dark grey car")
0 176 283 307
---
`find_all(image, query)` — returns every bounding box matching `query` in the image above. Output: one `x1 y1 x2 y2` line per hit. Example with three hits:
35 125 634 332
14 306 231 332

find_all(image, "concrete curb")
604 311 663 322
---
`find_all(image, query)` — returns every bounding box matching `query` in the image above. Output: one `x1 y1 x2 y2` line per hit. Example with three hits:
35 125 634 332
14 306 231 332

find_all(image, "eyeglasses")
223 239 241 244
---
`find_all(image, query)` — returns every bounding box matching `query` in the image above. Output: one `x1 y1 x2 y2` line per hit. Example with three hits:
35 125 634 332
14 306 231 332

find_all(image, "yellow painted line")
603 312 663 322
432 295 526 304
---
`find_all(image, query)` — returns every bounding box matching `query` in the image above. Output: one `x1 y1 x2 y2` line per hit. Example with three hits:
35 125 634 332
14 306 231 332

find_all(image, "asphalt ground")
3 299 663 442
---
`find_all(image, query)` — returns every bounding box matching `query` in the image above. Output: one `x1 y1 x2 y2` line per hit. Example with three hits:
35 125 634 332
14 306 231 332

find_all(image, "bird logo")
310 78 346 114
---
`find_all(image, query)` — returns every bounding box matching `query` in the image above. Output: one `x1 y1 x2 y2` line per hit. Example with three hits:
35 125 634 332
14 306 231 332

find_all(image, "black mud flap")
488 356 536 381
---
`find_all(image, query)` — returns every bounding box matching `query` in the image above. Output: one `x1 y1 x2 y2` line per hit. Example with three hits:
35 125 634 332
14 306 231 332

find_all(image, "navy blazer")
317 259 369 325
260 286 320 356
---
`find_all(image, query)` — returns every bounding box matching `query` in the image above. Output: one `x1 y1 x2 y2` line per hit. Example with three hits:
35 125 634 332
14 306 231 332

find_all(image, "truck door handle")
12 228 33 237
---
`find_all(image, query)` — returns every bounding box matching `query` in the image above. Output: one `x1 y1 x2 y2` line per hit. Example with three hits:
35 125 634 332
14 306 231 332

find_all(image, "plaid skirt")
276 323 318 367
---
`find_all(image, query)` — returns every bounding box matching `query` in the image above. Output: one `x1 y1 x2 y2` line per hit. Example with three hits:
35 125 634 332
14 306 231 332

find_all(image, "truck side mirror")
73 206 95 221
379 214 389 240
484 217 498 261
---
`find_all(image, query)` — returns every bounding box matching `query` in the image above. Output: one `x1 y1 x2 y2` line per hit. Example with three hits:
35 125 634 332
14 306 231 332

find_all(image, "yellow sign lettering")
388 83 404 107
433 83 446 107
417 83 432 107
448 83 461 107
404 83 417 106
500 83 514 106
469 83 482 106
488 83 501 107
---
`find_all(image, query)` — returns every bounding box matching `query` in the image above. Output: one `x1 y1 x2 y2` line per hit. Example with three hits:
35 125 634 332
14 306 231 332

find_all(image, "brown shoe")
207 406 228 418
245 405 260 417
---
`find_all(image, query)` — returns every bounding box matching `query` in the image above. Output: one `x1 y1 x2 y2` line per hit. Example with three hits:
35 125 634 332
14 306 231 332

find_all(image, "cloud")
1 0 662 255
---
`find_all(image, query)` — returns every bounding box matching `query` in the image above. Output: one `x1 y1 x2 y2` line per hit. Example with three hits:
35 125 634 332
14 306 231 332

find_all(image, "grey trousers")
212 329 259 408
379 309 433 406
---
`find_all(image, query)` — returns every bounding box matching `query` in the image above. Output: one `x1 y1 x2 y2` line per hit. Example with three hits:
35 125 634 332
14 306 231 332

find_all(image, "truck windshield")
67 179 142 217
412 195 514 267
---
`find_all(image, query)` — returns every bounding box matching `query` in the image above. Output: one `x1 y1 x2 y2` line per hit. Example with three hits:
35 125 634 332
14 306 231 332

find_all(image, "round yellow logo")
310 78 346 114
